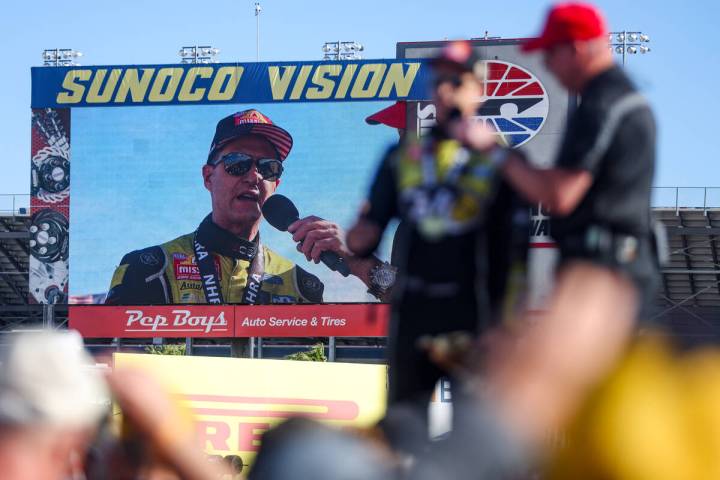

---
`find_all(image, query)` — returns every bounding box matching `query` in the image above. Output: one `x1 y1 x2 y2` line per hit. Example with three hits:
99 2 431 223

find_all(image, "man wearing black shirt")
458 3 659 445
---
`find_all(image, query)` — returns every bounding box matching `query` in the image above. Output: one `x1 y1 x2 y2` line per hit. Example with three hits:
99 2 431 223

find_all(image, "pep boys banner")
70 304 390 338
30 60 430 313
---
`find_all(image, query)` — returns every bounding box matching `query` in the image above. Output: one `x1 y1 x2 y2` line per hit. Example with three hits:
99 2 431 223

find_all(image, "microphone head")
262 194 300 231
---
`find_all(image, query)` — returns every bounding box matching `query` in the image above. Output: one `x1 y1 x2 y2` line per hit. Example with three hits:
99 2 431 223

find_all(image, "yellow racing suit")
105 215 323 305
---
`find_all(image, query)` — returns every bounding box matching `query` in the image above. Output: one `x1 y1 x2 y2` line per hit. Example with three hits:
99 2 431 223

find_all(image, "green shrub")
144 344 186 355
284 343 327 362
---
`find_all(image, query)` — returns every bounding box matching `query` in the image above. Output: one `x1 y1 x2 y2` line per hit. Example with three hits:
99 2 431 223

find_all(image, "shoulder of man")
105 244 169 304
262 245 324 303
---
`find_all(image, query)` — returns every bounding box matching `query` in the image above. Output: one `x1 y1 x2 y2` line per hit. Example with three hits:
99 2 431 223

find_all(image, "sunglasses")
216 152 284 181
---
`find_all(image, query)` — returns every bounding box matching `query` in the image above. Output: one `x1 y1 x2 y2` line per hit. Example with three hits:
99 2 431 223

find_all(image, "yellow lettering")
268 66 296 100
86 69 122 104
334 64 357 99
379 63 420 98
306 65 341 100
208 66 243 101
178 67 213 102
148 68 184 102
351 64 387 99
114 68 155 103
290 65 313 100
56 70 91 104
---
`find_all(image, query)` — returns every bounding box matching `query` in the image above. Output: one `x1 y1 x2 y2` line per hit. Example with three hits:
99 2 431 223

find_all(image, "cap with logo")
207 109 294 165
429 40 483 78
522 2 608 52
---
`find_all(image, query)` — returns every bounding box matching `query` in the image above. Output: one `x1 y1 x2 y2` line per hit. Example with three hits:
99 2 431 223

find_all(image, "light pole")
42 49 82 67
609 31 650 66
322 41 364 60
178 46 220 64
255 2 262 61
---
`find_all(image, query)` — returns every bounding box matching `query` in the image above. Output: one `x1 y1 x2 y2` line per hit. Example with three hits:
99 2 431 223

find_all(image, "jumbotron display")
30 61 430 306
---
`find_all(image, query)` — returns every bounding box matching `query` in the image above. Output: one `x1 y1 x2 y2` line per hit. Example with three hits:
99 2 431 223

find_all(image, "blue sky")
2 0 719 201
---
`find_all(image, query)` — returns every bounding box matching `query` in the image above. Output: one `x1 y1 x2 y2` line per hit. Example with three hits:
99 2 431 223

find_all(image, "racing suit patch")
173 255 221 281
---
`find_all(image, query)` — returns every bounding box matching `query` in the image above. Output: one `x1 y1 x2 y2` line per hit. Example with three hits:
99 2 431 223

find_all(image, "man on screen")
106 109 384 305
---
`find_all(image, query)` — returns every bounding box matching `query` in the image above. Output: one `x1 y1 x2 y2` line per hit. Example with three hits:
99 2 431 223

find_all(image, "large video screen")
29 61 429 305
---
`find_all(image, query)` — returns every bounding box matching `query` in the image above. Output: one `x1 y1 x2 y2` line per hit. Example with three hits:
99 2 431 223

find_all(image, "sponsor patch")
180 292 200 302
179 281 202 290
173 255 222 281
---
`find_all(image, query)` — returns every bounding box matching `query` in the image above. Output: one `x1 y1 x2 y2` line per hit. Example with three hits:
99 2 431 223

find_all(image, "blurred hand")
107 368 192 448
450 119 497 152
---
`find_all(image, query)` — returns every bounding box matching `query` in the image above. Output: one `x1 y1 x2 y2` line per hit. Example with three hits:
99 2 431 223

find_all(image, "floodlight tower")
609 31 651 66
178 46 220 64
42 49 82 67
255 2 262 61
322 41 364 60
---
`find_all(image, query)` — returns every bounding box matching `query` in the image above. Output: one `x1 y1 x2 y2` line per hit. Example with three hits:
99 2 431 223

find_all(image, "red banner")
69 304 390 338
70 305 234 338
234 304 389 337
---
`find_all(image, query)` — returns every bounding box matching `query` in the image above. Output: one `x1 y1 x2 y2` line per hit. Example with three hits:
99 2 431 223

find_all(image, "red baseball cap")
207 109 293 164
522 3 608 52
365 101 406 130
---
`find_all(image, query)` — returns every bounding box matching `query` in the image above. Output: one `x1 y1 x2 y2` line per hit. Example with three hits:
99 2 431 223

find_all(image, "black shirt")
363 129 528 318
551 65 656 241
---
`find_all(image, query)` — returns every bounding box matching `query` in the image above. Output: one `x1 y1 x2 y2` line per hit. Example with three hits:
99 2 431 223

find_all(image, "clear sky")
2 0 719 204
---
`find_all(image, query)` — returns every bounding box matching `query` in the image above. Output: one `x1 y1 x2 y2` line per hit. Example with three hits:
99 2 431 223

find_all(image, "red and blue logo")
475 61 549 148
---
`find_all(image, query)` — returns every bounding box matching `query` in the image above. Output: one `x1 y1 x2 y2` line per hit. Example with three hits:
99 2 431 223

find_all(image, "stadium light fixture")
42 49 82 67
255 2 262 61
609 31 651 66
178 45 220 64
322 41 364 61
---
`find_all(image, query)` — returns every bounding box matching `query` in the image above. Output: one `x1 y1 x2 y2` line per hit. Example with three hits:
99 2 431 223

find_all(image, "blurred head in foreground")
430 40 484 124
0 330 108 480
249 417 394 480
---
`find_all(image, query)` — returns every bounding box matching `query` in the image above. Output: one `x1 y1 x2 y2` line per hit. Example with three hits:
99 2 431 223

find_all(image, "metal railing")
652 187 720 214
0 194 31 217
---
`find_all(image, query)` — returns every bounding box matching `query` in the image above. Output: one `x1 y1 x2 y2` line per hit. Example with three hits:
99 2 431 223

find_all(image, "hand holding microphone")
262 194 351 277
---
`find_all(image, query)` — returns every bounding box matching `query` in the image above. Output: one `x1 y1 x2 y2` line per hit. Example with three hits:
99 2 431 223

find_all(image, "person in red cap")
106 109 377 306
454 2 660 450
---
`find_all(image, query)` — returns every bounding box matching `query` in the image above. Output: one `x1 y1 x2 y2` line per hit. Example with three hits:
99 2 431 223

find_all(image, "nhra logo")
475 61 549 148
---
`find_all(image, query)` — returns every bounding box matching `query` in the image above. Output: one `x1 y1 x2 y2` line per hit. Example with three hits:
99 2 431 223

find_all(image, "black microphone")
262 194 351 277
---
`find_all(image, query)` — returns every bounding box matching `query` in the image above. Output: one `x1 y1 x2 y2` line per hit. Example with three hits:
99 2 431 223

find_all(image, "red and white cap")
208 109 294 164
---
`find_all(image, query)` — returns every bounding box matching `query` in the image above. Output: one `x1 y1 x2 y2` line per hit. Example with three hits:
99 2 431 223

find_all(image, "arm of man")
457 106 598 216
501 156 593 216
346 145 400 256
